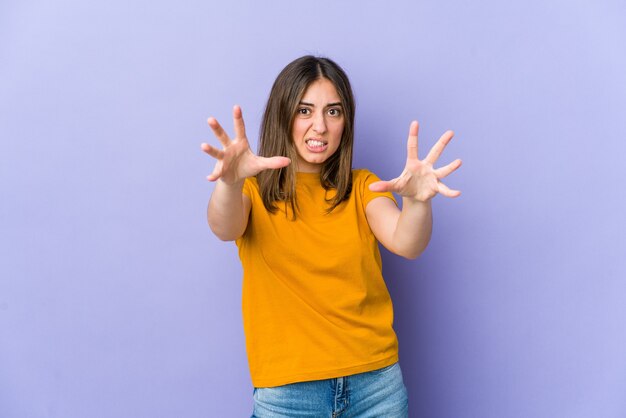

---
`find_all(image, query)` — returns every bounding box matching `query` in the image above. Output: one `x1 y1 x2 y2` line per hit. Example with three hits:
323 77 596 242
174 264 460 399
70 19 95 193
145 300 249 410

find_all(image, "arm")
366 197 432 259
366 121 461 259
201 105 290 241
207 179 251 241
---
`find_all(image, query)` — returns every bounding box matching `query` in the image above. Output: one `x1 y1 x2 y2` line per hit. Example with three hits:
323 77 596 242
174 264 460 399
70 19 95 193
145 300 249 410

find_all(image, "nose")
312 112 327 134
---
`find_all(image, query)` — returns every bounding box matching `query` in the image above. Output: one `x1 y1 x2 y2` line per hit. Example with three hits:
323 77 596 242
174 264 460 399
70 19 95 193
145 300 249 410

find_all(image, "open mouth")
305 139 328 153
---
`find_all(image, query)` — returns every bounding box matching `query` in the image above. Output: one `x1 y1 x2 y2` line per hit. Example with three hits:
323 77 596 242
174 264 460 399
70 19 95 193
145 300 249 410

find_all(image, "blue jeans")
251 362 408 417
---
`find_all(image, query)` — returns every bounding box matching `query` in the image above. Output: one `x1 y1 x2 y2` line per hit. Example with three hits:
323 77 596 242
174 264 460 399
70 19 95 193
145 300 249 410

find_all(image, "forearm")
207 179 248 241
391 198 433 259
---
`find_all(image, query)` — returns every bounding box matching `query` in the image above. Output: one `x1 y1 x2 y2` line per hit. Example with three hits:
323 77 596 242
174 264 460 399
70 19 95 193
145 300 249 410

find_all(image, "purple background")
1 1 625 417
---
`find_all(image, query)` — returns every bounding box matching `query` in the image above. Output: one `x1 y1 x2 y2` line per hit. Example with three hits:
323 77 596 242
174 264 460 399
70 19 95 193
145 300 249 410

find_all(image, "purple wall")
2 1 625 417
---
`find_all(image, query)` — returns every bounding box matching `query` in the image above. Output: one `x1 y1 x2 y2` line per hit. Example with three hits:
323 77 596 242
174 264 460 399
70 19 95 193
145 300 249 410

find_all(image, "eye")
328 108 342 117
297 107 311 115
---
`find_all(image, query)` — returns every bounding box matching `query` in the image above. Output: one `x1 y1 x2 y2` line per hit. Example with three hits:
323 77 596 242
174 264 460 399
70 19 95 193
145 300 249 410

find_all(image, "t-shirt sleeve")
236 178 256 247
242 177 254 199
359 170 398 208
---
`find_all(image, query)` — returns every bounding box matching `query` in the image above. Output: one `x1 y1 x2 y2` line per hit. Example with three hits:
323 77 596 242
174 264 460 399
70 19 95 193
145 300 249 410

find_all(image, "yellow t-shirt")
236 169 399 387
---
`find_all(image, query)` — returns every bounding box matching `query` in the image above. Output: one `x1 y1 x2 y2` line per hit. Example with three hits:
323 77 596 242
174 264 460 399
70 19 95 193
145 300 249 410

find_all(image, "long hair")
256 55 355 218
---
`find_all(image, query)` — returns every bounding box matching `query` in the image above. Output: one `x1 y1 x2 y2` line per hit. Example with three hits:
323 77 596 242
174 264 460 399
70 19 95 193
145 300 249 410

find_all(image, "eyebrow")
299 101 343 107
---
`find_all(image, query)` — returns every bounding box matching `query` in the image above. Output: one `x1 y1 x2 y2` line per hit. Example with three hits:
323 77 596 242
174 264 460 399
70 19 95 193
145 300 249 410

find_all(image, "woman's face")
291 78 345 173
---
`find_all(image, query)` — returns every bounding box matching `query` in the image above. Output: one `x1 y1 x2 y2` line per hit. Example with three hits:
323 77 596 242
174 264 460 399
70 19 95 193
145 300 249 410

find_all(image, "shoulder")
352 168 397 207
352 168 376 181
351 168 383 187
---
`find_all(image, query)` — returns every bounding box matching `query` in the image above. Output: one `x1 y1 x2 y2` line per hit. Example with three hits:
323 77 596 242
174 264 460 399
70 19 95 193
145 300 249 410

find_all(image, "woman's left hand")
369 121 462 202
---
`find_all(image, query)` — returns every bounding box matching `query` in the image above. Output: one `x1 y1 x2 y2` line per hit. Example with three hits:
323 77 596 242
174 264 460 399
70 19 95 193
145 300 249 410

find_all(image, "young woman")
201 56 461 417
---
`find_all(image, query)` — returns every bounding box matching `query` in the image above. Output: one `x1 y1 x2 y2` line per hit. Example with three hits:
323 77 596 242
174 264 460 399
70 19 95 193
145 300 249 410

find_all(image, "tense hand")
369 121 461 201
201 105 291 185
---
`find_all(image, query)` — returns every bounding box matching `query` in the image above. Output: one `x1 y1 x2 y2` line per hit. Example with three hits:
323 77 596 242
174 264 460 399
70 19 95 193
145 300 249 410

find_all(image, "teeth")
307 140 325 147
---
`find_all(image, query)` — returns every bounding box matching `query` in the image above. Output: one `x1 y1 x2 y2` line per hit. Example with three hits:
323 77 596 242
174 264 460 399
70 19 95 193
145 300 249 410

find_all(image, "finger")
406 121 419 160
206 159 225 182
425 130 454 165
437 181 461 198
434 158 462 179
369 180 396 193
206 167 222 182
258 156 291 170
201 143 225 160
232 105 247 140
207 117 231 147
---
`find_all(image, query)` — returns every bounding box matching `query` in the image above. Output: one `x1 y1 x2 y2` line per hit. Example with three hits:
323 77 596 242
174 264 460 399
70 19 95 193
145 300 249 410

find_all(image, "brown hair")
256 55 355 218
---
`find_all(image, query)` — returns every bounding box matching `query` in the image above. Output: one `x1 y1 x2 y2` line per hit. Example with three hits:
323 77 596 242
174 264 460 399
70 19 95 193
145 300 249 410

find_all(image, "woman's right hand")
201 105 291 185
